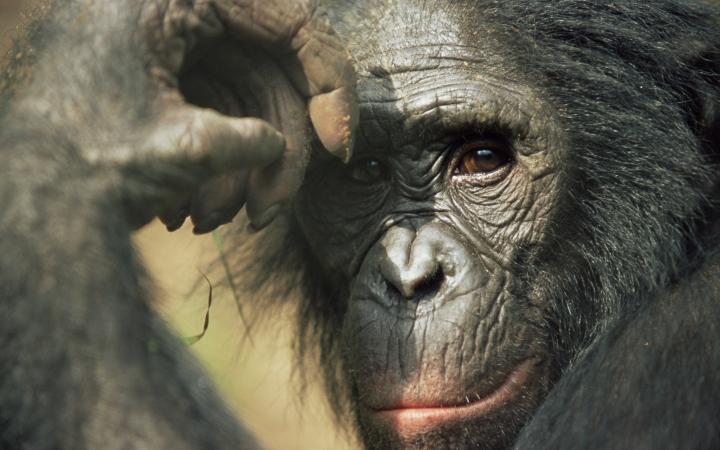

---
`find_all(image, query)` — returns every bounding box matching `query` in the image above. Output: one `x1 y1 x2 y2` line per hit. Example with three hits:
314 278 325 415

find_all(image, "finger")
141 106 287 174
308 87 358 163
159 200 191 232
120 106 285 226
212 0 316 45
245 151 305 231
244 91 309 230
190 171 249 234
212 0 358 160
292 18 359 161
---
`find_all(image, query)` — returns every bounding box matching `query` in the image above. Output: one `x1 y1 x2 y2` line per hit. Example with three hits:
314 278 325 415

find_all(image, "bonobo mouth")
366 359 538 438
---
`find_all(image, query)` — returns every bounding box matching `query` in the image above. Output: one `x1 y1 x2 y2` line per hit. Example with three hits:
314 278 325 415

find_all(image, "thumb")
141 106 287 172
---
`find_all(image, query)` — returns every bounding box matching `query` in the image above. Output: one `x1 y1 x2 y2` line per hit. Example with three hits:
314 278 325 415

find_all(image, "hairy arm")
515 253 720 450
0 1 356 448
0 138 255 450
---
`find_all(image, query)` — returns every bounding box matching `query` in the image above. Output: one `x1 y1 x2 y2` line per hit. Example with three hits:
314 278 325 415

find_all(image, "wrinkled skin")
2 0 720 450
293 1 720 449
296 5 559 448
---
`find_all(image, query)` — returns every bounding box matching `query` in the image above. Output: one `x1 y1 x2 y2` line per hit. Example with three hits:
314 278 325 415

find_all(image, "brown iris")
455 142 512 176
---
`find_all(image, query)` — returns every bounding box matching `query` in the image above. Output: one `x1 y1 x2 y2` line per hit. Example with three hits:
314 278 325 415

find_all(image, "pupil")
474 149 495 162
351 158 386 183
366 160 381 176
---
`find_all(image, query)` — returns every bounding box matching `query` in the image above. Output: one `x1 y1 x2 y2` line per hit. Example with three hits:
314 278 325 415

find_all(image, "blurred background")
133 224 356 450
0 2 355 449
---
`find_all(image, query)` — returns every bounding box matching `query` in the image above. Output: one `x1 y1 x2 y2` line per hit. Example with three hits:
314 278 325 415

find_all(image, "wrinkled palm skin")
1 1 720 450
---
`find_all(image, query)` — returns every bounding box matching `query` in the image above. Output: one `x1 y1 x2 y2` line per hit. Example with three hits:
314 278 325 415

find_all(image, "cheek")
340 224 552 400
445 165 560 255
293 187 386 273
341 290 546 393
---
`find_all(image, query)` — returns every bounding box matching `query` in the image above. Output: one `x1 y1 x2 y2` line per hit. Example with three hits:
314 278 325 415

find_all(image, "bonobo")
1 1 720 450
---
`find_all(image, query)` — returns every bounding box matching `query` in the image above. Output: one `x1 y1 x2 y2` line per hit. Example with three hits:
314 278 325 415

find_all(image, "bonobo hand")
146 0 358 233
20 0 357 233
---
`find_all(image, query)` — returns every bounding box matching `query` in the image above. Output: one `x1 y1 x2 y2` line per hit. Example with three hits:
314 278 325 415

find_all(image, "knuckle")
183 113 215 161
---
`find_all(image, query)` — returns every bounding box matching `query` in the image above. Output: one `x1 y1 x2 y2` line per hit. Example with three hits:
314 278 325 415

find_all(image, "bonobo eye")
452 139 513 182
349 157 390 184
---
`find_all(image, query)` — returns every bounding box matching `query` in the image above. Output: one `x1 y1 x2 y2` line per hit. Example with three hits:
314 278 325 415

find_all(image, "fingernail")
248 204 281 231
343 132 355 163
193 212 226 235
330 116 355 163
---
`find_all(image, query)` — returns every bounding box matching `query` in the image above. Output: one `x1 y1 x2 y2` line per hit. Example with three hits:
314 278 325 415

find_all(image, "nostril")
412 267 445 300
384 267 445 302
385 280 404 300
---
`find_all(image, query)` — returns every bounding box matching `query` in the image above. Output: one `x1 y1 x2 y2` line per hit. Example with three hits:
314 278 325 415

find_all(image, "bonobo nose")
378 223 461 301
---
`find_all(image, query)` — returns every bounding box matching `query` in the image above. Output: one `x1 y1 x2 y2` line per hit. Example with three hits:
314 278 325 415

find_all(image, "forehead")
321 0 546 155
323 0 493 75
324 0 467 58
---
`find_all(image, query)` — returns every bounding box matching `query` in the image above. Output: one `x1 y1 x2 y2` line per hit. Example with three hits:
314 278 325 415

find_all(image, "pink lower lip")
370 359 536 437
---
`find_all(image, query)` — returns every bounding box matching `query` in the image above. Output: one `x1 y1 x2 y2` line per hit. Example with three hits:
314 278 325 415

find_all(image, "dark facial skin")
297 2 562 448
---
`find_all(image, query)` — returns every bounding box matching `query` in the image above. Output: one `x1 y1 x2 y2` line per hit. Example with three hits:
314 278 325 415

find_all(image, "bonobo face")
296 2 562 448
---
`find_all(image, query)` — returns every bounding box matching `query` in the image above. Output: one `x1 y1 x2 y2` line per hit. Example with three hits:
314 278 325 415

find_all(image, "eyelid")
455 134 510 150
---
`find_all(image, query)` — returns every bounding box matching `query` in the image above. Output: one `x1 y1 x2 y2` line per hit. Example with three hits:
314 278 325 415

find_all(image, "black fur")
1 0 719 449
